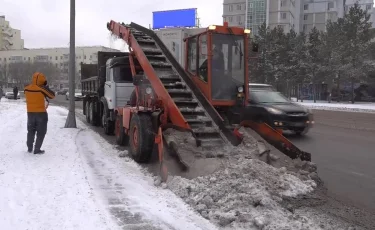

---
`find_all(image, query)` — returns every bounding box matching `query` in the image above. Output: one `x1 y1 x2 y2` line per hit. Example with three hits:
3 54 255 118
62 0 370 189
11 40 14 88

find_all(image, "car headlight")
145 87 152 95
237 86 243 93
265 107 284 115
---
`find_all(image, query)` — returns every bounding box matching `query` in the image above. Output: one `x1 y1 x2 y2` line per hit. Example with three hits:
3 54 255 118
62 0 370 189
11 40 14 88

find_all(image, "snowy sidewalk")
292 98 375 113
0 100 217 230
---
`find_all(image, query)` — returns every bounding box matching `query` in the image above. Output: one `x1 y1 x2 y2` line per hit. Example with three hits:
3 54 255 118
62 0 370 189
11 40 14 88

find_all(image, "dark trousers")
13 93 17 100
27 112 48 151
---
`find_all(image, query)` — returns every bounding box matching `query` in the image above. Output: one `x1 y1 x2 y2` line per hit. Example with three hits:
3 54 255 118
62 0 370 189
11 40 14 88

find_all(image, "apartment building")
302 0 375 33
223 0 299 35
0 46 118 76
223 0 375 35
0 16 24 50
344 0 375 25
223 0 247 27
268 0 300 33
302 0 345 33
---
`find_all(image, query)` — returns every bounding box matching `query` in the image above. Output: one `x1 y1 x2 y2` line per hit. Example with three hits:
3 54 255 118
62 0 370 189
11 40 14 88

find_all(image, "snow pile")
291 98 375 113
167 159 318 229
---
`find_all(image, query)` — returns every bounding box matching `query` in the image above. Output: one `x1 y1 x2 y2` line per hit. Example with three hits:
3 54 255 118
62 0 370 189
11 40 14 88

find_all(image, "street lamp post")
64 0 77 128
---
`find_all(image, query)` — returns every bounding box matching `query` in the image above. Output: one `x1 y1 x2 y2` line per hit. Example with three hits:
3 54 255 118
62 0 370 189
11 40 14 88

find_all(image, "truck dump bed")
81 51 129 96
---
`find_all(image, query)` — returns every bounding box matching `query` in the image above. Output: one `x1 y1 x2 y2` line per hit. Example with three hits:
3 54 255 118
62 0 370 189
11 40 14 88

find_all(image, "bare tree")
6 61 60 87
0 63 10 86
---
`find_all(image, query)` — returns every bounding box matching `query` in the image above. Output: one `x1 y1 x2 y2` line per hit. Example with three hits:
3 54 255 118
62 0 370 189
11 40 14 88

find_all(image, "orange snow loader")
107 20 311 182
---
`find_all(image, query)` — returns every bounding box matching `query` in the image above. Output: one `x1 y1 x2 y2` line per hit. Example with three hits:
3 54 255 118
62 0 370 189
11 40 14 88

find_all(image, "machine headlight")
237 86 244 93
146 87 152 95
265 107 284 115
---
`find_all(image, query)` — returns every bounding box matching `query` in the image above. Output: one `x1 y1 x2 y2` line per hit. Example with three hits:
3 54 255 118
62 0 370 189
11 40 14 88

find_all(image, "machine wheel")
115 115 129 146
129 113 153 163
102 107 114 135
85 101 91 123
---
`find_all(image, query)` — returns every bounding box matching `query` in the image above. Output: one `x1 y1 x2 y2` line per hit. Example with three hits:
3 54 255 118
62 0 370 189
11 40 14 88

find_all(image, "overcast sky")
1 0 222 50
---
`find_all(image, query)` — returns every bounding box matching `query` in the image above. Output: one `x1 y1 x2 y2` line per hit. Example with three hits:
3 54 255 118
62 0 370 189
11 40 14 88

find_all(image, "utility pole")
64 0 77 128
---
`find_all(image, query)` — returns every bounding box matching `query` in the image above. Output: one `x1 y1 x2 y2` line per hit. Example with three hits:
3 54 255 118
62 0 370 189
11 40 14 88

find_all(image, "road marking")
349 171 367 177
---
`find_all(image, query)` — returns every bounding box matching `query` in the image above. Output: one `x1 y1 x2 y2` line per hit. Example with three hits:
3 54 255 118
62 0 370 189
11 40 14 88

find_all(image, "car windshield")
250 90 290 103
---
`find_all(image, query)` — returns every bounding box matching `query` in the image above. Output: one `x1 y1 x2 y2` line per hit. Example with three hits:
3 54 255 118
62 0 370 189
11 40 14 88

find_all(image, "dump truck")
81 51 143 134
105 21 311 182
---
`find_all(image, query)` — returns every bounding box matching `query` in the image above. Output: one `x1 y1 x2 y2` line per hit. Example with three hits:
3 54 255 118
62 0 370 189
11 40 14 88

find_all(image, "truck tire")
89 102 98 126
103 107 114 135
85 101 91 123
115 114 129 146
129 113 153 163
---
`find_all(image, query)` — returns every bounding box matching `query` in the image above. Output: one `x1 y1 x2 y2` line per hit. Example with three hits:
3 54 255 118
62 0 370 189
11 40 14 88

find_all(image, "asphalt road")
288 110 375 213
52 95 375 214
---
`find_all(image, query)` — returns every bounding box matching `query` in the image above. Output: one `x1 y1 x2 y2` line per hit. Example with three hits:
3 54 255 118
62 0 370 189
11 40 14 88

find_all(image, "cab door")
104 66 115 109
185 33 211 101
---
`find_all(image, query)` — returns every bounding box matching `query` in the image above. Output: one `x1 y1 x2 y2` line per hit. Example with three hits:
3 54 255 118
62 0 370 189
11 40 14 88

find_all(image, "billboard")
153 8 197 29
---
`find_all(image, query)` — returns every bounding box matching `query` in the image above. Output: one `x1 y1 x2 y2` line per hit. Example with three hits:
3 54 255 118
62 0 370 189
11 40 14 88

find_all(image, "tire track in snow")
75 130 169 230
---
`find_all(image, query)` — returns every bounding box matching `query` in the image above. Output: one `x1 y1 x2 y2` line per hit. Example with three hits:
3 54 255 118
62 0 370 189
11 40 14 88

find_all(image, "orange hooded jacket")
24 72 55 112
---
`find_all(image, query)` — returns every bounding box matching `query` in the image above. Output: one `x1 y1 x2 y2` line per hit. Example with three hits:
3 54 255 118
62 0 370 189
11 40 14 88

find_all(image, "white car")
5 92 20 99
66 90 83 101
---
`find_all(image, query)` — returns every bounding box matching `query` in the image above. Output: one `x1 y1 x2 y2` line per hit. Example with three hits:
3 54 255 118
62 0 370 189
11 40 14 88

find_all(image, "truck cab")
104 56 135 110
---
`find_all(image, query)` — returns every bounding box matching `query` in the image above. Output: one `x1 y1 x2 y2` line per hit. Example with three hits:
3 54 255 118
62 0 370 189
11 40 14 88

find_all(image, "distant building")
223 0 247 28
0 46 119 89
0 15 24 50
223 0 300 35
223 0 375 35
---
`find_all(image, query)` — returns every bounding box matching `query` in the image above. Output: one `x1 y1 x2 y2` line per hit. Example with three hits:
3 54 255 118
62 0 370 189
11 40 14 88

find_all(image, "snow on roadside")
291 98 375 113
0 101 218 230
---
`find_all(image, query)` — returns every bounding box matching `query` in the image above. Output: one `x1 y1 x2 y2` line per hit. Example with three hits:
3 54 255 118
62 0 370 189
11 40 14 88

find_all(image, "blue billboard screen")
153 8 196 29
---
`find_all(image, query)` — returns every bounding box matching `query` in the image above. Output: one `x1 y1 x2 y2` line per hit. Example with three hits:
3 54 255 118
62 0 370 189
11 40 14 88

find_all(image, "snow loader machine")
107 20 311 182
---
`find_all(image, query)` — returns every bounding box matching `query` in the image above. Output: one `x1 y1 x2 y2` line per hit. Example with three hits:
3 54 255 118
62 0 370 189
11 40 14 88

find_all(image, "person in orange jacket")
24 72 55 154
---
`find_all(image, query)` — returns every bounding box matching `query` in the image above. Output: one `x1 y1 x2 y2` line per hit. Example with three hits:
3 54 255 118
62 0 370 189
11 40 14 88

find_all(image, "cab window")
187 38 197 74
198 34 208 82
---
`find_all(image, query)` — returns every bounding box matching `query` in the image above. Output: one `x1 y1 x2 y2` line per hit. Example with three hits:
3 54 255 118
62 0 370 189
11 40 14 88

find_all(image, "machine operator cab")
104 57 134 110
184 22 257 108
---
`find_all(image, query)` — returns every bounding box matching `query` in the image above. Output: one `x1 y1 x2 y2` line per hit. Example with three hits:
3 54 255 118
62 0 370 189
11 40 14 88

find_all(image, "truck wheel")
129 113 153 163
86 101 91 123
103 108 114 135
115 115 129 146
89 102 97 126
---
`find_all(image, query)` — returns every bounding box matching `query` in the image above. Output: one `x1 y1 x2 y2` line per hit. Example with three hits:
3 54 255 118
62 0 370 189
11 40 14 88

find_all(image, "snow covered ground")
0 99 217 230
291 98 375 113
0 98 361 230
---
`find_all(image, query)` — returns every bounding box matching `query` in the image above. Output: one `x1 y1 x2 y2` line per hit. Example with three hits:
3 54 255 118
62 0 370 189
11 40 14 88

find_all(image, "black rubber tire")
115 115 129 146
89 102 97 126
85 101 91 123
129 113 154 163
103 107 114 135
